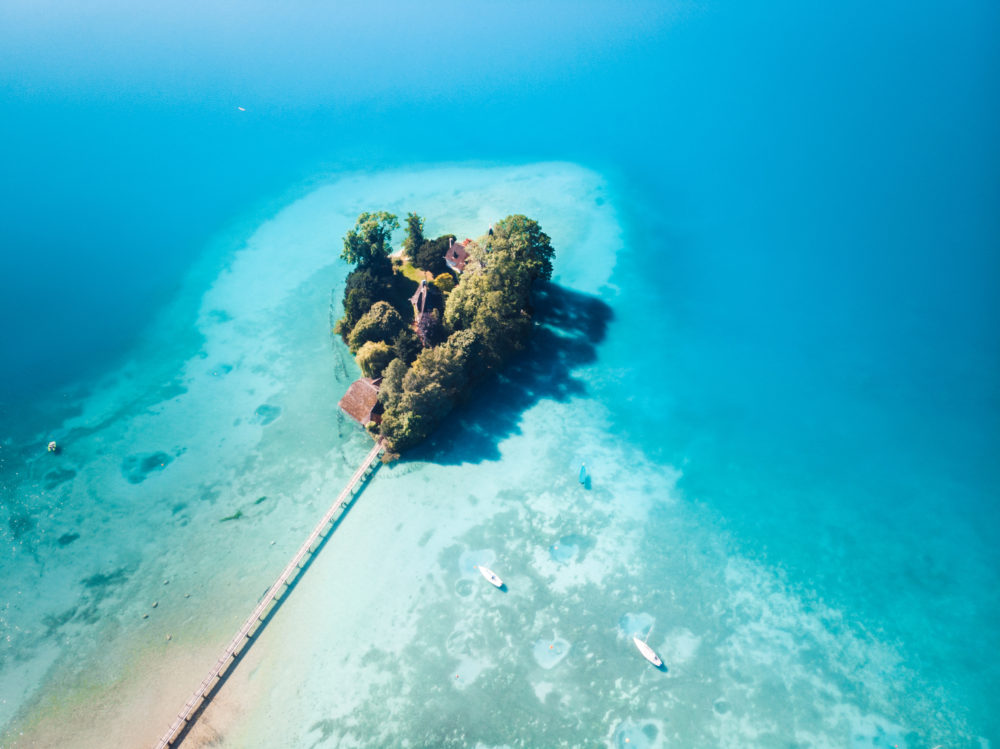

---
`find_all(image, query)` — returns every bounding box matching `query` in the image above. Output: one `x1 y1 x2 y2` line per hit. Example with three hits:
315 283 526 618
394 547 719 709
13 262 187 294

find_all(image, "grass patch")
400 261 429 283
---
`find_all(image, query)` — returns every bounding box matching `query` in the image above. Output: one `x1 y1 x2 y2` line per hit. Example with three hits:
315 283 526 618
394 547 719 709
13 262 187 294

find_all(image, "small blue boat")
579 462 588 484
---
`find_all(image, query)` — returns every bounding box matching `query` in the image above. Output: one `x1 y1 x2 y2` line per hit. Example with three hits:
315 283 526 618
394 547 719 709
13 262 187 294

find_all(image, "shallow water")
2 1 999 746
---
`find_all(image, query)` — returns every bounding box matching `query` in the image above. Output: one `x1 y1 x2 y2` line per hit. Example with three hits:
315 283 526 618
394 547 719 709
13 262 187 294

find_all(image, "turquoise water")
2 1 998 746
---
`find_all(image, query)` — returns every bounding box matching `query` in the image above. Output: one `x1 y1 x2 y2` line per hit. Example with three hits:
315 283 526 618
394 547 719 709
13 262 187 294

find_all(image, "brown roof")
339 378 381 426
444 238 471 273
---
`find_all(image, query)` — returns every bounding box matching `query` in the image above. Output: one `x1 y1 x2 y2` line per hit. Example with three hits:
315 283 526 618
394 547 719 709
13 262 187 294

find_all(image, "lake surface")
1 2 997 746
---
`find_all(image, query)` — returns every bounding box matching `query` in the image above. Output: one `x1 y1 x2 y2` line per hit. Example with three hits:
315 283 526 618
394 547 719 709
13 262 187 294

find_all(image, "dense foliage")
402 212 424 259
335 210 554 455
340 211 398 270
355 340 394 378
348 301 405 353
334 214 415 341
433 272 455 293
413 234 454 277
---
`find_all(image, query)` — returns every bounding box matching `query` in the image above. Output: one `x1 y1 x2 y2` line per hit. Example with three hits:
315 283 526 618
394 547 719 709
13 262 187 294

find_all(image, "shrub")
433 272 456 293
348 301 405 353
356 341 394 378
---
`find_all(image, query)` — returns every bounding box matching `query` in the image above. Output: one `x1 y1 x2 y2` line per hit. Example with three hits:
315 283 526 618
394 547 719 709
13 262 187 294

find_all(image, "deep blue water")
2 0 998 740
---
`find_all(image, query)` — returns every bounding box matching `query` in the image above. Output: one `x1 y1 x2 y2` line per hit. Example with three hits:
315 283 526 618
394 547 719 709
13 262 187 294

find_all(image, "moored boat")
633 628 662 667
476 565 504 588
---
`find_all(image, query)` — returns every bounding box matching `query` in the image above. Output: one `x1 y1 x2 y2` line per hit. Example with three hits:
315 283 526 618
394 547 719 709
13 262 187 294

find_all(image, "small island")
335 210 555 457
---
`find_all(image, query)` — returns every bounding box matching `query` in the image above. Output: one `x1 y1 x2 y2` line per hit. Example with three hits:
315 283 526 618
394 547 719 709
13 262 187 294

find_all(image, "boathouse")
339 377 382 426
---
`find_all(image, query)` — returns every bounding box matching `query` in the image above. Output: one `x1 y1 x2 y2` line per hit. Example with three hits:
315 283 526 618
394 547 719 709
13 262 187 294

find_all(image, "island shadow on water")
411 282 613 465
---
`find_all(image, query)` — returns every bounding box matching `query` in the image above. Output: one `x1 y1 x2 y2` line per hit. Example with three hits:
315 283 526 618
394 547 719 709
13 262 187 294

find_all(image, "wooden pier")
154 440 384 749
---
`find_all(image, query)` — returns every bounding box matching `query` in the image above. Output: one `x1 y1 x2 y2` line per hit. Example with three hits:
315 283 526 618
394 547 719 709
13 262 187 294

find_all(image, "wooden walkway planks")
154 440 384 749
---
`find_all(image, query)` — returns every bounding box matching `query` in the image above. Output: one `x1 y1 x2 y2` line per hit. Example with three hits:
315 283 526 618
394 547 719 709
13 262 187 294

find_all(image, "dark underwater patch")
121 451 173 483
81 568 129 589
159 381 188 400
254 404 281 425
43 467 77 490
57 532 80 547
43 605 79 635
8 514 35 540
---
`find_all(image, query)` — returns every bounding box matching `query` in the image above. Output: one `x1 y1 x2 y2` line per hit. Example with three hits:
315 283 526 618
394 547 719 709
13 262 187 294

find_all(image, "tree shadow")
409 282 613 464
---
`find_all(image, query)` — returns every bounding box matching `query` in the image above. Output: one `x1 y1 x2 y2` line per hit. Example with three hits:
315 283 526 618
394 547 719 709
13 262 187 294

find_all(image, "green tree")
402 212 424 260
433 272 456 293
392 329 422 365
341 211 399 269
356 340 394 379
338 267 393 338
444 255 532 365
378 357 409 409
492 215 555 282
414 235 453 276
348 301 405 353
379 408 428 453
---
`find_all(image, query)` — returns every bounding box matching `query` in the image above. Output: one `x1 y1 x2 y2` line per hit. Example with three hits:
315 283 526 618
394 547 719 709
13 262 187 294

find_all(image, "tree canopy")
335 212 554 455
402 212 424 259
356 340 394 379
341 211 399 269
413 234 454 277
433 272 455 293
348 301 405 353
492 215 554 283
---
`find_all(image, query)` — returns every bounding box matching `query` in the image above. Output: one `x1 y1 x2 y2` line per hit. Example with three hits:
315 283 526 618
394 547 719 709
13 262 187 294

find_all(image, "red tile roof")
444 238 471 273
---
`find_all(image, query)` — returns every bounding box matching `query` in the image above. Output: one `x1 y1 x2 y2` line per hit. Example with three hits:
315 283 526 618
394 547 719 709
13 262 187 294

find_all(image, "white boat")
633 627 663 667
476 565 503 588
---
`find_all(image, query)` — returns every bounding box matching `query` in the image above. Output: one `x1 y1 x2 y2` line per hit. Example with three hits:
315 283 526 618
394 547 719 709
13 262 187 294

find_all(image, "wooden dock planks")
154 440 384 749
